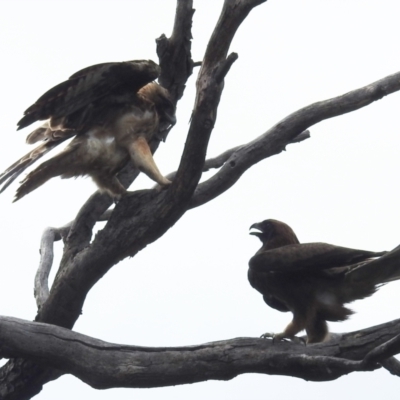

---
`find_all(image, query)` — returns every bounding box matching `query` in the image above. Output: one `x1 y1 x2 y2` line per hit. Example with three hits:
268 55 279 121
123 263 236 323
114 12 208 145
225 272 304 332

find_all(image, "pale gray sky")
1 1 400 399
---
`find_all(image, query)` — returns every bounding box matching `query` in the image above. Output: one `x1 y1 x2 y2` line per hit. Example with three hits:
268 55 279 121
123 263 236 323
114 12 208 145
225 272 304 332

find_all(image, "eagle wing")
249 242 386 273
249 241 396 316
17 60 160 130
1 60 164 196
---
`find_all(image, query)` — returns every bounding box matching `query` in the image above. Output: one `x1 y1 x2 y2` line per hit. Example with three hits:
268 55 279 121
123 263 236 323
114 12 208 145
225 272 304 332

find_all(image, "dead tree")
1 1 400 398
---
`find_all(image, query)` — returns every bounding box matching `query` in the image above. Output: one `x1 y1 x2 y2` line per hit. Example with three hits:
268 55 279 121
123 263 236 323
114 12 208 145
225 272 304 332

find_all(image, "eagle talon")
153 179 172 191
260 332 275 340
260 332 305 345
260 332 288 344
159 179 172 188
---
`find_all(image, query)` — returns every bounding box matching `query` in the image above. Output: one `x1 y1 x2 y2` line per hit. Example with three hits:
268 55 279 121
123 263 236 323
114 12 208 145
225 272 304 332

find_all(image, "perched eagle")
0 60 176 201
248 219 399 344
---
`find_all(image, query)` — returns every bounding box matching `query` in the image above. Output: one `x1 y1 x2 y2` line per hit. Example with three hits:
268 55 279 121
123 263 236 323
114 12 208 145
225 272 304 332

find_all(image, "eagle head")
250 219 300 247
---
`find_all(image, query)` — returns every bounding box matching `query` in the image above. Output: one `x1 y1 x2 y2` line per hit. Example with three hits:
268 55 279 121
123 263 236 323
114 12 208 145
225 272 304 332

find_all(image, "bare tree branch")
188 71 400 208
381 358 400 377
35 226 67 309
156 0 195 101
363 333 400 366
2 316 400 389
215 52 239 84
162 130 310 184
34 209 113 309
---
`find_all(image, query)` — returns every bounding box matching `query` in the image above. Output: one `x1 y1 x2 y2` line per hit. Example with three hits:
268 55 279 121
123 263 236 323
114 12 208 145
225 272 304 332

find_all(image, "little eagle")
0 60 176 201
249 219 400 344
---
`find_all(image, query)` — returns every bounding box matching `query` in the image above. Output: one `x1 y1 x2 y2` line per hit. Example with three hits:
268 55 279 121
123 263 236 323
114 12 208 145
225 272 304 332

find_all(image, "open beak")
249 222 262 237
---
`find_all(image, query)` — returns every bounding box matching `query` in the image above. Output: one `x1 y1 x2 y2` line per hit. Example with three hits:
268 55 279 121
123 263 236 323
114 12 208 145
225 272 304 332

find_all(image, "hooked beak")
249 222 262 237
157 113 176 142
165 112 177 126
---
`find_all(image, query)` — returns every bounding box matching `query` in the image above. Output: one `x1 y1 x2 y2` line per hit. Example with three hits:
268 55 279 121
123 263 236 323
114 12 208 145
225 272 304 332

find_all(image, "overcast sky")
1 0 400 399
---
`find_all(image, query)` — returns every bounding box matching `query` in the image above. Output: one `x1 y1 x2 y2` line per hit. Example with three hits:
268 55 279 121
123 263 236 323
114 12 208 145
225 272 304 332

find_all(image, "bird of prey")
248 219 399 344
0 59 176 201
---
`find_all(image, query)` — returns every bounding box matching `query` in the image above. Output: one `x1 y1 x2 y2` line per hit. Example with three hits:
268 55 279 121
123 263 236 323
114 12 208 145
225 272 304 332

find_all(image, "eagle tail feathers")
0 129 75 197
0 159 34 194
346 251 400 287
0 141 53 194
318 304 354 322
13 153 69 202
339 252 400 304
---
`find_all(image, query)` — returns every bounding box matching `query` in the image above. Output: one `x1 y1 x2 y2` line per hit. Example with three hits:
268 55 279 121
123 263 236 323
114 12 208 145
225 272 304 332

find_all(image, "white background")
0 0 400 398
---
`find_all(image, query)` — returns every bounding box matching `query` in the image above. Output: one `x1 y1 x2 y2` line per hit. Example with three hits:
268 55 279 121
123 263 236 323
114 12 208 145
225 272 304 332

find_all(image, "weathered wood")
34 227 59 308
2 316 400 389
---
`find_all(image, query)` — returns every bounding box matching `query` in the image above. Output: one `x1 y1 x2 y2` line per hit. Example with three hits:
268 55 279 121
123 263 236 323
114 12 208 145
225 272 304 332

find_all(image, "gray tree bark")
1 315 400 389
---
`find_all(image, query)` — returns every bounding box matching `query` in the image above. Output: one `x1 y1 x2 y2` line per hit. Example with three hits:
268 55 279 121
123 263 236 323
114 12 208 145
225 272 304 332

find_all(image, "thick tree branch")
1 316 400 389
156 0 194 101
188 71 400 208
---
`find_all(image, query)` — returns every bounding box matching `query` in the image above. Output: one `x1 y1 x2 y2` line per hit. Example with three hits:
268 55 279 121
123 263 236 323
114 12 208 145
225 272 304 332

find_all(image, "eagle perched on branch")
0 60 176 201
248 219 400 344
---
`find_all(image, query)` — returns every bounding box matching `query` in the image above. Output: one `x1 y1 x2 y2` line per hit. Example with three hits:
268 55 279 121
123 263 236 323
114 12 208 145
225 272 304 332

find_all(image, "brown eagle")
0 60 176 201
248 219 399 344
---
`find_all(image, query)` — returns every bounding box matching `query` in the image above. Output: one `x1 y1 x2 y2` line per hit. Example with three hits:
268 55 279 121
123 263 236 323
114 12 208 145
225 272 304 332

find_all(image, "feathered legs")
261 312 329 344
128 136 171 187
